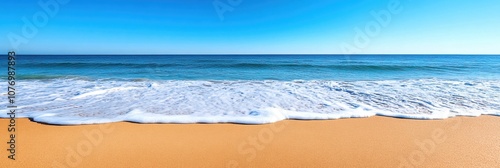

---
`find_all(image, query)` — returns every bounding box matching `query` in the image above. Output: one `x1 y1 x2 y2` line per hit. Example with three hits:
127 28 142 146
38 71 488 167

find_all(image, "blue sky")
1 0 499 54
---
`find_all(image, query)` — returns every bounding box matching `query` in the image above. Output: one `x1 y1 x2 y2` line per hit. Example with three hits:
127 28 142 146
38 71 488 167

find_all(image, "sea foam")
1 79 499 125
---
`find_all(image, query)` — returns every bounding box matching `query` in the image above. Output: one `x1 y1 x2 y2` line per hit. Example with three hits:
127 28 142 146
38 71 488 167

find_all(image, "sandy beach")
0 116 498 168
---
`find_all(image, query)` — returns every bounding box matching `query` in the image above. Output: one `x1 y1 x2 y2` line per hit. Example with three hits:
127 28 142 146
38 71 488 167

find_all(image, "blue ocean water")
2 55 499 125
14 55 500 81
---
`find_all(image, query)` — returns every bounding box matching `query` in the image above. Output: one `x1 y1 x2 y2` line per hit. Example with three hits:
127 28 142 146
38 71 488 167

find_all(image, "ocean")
2 55 499 124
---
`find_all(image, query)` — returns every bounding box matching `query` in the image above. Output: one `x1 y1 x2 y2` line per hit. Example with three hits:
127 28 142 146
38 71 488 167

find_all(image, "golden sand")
0 116 499 168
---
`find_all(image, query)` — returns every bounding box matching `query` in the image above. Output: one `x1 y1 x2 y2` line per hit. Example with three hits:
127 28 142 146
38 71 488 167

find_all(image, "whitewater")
1 78 498 125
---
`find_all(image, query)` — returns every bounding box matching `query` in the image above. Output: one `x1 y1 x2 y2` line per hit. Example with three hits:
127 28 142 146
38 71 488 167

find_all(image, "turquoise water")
2 55 499 125
15 55 500 81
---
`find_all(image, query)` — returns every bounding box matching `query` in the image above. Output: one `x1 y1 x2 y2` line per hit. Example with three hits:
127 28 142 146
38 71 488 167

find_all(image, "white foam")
1 79 499 125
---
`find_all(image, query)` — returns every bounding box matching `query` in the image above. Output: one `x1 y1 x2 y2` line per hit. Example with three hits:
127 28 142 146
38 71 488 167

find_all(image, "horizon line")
4 53 500 56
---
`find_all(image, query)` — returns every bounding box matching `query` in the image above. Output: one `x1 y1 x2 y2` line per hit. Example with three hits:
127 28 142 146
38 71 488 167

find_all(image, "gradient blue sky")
2 0 499 54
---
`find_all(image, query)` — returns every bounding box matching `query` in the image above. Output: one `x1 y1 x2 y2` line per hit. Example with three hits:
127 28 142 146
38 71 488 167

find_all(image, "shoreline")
1 116 499 167
2 113 499 126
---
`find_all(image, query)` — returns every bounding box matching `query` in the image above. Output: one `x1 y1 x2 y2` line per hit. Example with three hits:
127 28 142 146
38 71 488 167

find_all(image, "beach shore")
0 116 499 168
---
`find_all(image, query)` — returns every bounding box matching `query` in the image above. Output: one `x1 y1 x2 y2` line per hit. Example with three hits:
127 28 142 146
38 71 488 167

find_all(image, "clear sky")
1 0 499 54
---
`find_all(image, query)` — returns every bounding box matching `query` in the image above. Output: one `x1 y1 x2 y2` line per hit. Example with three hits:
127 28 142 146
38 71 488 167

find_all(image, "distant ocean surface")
1 55 499 125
